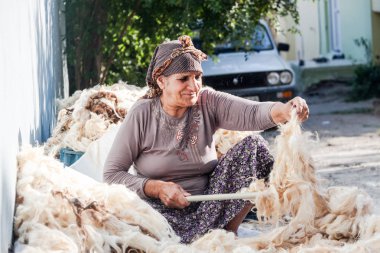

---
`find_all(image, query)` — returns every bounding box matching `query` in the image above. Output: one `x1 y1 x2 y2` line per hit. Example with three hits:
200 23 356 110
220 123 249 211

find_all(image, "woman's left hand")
271 96 309 123
286 96 309 122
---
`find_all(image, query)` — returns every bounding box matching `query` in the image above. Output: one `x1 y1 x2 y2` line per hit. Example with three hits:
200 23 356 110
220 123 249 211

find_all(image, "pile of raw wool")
15 111 380 252
44 82 148 157
15 147 180 252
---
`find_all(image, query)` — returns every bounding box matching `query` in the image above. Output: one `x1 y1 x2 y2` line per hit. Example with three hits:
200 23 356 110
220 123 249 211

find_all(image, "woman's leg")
223 134 274 233
225 202 254 233
206 135 274 232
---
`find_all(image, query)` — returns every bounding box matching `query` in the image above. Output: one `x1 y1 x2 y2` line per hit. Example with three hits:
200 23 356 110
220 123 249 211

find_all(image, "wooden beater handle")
186 192 258 202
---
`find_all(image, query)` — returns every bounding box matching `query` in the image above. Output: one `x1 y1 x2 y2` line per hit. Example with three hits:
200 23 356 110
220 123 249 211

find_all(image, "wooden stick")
186 192 258 202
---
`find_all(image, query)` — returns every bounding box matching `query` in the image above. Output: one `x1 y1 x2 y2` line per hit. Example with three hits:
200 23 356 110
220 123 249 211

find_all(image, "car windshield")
214 24 274 54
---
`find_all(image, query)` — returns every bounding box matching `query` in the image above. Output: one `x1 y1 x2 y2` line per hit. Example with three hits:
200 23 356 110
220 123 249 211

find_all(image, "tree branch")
99 0 141 84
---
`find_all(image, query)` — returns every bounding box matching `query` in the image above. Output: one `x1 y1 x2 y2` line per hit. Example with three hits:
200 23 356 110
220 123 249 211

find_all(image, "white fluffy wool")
213 129 258 158
44 82 148 156
56 90 83 111
238 111 380 252
15 147 179 252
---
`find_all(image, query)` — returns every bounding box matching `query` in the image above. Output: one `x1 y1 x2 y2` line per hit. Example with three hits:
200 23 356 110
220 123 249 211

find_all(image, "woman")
104 35 309 243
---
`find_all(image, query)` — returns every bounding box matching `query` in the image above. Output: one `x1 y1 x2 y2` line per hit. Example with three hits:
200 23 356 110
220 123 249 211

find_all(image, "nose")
188 75 201 91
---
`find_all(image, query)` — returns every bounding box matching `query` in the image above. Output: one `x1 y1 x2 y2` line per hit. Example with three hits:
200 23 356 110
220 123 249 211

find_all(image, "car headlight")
280 71 292 84
267 72 280 85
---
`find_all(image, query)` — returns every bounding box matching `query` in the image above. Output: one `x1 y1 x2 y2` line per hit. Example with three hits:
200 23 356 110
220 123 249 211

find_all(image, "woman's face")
158 71 202 108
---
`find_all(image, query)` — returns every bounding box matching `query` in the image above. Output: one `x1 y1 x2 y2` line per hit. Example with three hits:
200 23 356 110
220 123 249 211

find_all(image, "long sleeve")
200 88 277 131
103 102 148 198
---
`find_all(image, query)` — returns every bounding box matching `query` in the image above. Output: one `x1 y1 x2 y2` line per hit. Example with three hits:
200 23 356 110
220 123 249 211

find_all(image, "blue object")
59 148 84 167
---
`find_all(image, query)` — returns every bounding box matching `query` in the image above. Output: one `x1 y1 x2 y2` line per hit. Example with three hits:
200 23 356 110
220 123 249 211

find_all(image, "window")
214 24 274 54
328 0 342 52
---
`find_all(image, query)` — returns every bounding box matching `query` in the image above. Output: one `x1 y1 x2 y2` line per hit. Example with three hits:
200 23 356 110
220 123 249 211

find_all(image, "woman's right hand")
144 180 191 209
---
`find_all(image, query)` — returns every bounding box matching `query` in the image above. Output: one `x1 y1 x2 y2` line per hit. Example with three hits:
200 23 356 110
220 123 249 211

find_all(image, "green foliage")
65 0 300 92
349 64 380 101
349 38 380 101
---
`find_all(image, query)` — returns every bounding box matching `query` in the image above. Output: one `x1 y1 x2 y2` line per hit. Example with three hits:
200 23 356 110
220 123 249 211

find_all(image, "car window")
214 24 274 54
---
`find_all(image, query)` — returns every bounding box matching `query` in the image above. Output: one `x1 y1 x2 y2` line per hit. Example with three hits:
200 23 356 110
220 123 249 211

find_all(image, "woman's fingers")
165 193 190 209
288 96 309 121
159 182 190 209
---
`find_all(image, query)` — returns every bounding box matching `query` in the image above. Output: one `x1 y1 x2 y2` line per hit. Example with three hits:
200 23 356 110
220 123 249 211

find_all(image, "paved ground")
262 81 380 213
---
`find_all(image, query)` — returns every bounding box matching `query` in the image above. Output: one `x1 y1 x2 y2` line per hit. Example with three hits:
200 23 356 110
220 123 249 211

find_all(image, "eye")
178 76 189 82
195 75 202 81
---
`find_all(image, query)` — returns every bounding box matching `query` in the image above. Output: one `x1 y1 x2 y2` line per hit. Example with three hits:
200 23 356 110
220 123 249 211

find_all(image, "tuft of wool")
214 129 258 159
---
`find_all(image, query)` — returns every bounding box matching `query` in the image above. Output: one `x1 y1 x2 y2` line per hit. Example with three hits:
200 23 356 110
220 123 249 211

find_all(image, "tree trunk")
68 0 108 92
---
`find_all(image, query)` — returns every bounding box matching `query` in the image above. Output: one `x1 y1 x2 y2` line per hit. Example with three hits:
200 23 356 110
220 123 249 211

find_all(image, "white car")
201 20 296 102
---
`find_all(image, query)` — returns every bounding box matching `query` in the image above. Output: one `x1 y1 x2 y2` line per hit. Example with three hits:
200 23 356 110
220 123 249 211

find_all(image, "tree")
65 0 299 93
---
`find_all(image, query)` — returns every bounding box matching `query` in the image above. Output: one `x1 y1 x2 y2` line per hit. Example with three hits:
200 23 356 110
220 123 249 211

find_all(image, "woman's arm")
103 105 148 198
201 89 309 130
201 89 276 131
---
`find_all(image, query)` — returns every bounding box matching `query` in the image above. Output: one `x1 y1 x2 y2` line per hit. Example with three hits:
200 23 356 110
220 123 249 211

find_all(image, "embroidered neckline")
151 97 188 129
151 97 201 160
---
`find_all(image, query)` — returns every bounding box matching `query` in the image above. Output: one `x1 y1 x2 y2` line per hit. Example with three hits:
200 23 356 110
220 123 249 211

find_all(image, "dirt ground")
262 81 380 214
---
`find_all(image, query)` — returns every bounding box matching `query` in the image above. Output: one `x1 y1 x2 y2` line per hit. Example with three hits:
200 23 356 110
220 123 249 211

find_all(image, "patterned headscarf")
143 35 207 99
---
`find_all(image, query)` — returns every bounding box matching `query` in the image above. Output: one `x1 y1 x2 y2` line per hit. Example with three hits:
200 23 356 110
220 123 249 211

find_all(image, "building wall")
277 0 320 61
277 0 373 63
318 0 330 56
339 0 372 62
0 0 65 251
372 0 380 63
296 0 321 61
276 15 298 61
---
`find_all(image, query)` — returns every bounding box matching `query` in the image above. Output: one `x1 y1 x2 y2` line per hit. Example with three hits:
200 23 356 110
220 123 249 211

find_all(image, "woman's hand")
144 180 191 209
271 96 309 124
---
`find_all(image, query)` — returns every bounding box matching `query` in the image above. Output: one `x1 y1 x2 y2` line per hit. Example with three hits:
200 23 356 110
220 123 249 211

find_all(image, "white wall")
296 0 321 61
0 0 65 251
339 0 372 62
276 0 320 61
277 0 373 62
318 0 373 61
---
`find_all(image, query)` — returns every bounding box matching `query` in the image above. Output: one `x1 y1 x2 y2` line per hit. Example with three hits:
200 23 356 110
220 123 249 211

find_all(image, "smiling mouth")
182 93 196 96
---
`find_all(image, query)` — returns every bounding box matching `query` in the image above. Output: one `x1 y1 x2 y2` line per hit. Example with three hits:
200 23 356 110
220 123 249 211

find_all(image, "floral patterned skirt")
145 135 274 244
